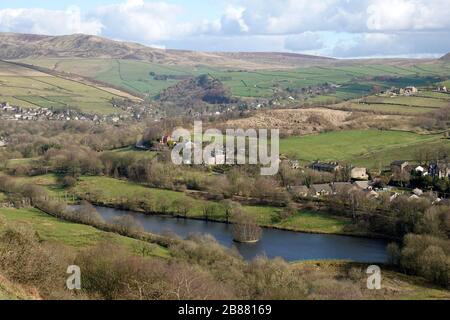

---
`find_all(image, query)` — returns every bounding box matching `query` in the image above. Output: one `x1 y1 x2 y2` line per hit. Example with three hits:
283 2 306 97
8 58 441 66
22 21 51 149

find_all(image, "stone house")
351 167 369 180
391 160 409 173
310 184 333 196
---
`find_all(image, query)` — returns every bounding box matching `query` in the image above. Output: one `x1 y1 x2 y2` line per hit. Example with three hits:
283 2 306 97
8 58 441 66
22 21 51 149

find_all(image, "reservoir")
94 206 389 263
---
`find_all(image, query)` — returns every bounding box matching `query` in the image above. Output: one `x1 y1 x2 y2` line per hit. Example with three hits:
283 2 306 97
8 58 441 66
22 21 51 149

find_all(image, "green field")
0 207 169 257
0 61 123 114
19 58 450 99
280 129 448 168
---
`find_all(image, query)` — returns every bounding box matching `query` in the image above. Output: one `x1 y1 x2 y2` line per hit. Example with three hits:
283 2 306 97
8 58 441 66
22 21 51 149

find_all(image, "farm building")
309 161 342 173
404 86 418 96
310 184 333 196
351 167 369 180
391 160 409 172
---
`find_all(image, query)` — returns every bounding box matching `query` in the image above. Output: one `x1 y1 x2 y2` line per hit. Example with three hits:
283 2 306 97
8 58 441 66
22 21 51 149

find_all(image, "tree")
111 215 144 235
231 211 262 243
173 197 194 218
221 199 241 224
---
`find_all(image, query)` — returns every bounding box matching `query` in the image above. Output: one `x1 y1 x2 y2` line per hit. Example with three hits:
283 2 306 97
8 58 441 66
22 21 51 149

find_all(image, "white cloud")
284 32 324 51
333 32 450 58
0 6 102 35
366 0 450 31
94 0 201 43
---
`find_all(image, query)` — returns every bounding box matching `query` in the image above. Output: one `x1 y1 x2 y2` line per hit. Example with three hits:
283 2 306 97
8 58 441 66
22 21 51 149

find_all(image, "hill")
0 60 129 114
0 32 336 69
157 74 236 111
440 53 450 60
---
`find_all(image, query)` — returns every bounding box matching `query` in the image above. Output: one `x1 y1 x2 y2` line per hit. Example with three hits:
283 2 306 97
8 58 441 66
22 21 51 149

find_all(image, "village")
150 132 450 204
0 101 160 123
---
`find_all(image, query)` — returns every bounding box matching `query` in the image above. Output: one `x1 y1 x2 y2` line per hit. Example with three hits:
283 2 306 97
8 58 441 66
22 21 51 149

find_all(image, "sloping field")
280 129 448 168
18 58 450 99
0 207 169 257
332 90 450 115
0 60 123 114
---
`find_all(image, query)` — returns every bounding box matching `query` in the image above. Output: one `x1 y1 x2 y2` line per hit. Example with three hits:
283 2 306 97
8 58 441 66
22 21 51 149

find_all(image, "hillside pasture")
0 61 126 114
0 207 169 257
19 58 450 99
280 129 447 168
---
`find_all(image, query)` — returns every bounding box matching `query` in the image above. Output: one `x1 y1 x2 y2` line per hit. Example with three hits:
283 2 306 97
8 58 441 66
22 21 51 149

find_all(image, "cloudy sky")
1 0 450 58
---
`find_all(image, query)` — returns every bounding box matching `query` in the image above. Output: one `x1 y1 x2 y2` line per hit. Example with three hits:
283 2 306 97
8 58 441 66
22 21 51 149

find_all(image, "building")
351 167 369 180
310 184 333 196
309 161 342 173
428 161 450 179
414 165 426 175
391 160 409 173
404 86 418 96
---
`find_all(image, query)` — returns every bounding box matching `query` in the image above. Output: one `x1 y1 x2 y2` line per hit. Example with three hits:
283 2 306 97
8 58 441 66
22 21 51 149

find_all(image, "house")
309 161 342 173
414 165 428 176
391 160 409 173
404 86 418 96
290 186 309 197
351 167 369 180
413 188 423 196
428 161 450 178
310 184 333 196
289 160 300 170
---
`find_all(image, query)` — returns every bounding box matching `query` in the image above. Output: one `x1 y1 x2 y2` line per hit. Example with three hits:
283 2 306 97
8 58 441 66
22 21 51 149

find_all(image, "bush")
110 215 144 235
61 176 77 188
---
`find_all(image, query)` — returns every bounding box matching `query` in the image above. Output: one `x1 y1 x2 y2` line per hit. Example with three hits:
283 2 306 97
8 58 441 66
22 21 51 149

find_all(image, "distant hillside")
440 53 450 60
0 32 336 69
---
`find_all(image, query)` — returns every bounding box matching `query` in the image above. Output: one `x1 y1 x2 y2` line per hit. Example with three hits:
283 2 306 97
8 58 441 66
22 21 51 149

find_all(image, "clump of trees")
388 234 449 288
232 211 262 243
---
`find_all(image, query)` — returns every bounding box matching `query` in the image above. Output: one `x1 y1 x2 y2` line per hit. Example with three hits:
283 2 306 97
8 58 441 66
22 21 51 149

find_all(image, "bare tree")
232 211 262 243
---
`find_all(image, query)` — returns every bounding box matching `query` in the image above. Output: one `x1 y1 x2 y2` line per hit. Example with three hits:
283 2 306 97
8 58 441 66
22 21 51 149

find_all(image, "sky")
0 0 450 58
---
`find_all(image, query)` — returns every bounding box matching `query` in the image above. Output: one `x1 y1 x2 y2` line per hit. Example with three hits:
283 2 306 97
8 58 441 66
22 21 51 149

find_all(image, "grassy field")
19 58 450 99
0 207 169 257
0 61 123 114
280 129 448 168
331 88 450 115
102 146 158 159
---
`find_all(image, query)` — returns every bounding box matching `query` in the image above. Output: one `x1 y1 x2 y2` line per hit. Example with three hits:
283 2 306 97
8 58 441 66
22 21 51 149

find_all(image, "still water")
94 206 389 263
